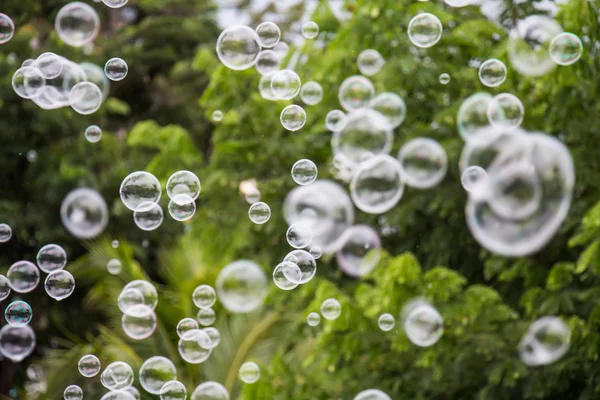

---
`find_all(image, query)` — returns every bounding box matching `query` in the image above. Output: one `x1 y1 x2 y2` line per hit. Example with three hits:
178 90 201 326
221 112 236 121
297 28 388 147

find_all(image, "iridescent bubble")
100 361 134 390
300 81 323 106
0 13 15 44
102 0 129 8
350 154 404 214
178 329 212 364
239 361 260 384
255 21 280 48
35 52 63 79
216 25 261 70
0 274 11 301
439 73 450 84
177 318 199 339
550 32 583 66
0 223 12 243
36 244 67 273
309 246 322 259
44 270 75 301
280 104 307 131
403 300 443 347
216 260 267 313
353 389 392 400
104 58 128 81
166 171 201 201
487 93 524 129
306 312 321 326
286 222 313 249
107 259 122 275
478 59 507 87
5 300 33 327
64 385 83 400
357 49 384 76
272 262 301 290
338 75 375 111
69 82 103 115
197 308 216 326
378 313 395 331
518 317 570 366
202 327 221 348
336 225 381 277
320 298 342 320
123 280 158 310
258 72 278 101
291 159 318 185
408 13 443 48
7 261 40 294
193 285 216 309
325 110 347 132
100 391 136 400
160 380 186 400
0 324 36 362
139 356 177 395
457 93 493 141
85 125 102 143
12 66 46 99
133 202 163 231
255 50 280 75
212 110 223 122
397 138 448 189
61 188 108 239
283 249 316 284
78 354 101 378
122 305 157 340
461 166 488 195
248 202 271 224
55 2 100 47
120 171 161 211
191 382 229 400
368 92 407 129
302 21 319 39
271 69 301 100
167 196 194 221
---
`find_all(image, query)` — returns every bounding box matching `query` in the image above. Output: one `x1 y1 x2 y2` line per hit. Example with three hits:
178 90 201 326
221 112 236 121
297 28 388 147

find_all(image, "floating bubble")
336 225 381 277
309 246 322 259
457 93 493 141
216 25 261 70
5 300 33 327
78 354 101 377
271 69 301 100
248 202 271 224
139 356 177 395
160 380 186 400
191 382 229 400
12 66 46 99
216 260 267 313
112 240 120 248
518 317 570 366
100 361 134 390
325 110 347 132
439 73 450 84
80 62 111 99
403 300 443 347
461 166 488 195
0 13 15 44
0 324 36 362
239 361 260 384
320 298 342 320
272 262 300 290
0 274 11 301
125 387 141 400
255 21 280 48
61 188 108 239
338 75 375 111
357 49 384 76
487 93 524 129
85 125 102 143
478 59 507 87
550 32 583 66
306 312 321 326
202 327 221 348
258 72 278 101
280 104 307 131
291 159 318 185
255 50 280 75
122 305 157 340
353 389 392 400
397 138 447 189
378 314 395 331
70 81 103 115
123 280 158 310
45 270 75 301
100 391 136 400
107 259 122 275
283 249 317 284
177 318 199 339
300 81 323 106
350 154 404 214
35 52 63 79
178 330 212 364
120 171 161 211
286 222 313 249
166 171 201 201
102 0 129 8
55 2 100 47
212 110 223 122
104 58 128 81
197 308 216 326
7 261 40 294
368 92 407 129
408 13 443 48
36 244 67 273
64 385 83 400
302 21 319 39
193 285 216 309
0 223 12 243
273 41 289 59
133 202 164 231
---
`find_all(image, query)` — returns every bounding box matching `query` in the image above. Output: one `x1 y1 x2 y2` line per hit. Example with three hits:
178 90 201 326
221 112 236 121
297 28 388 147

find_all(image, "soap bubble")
550 32 583 66
378 314 395 331
439 73 450 84
0 324 36 362
44 270 75 301
70 81 103 115
166 171 201 201
61 188 108 239
197 308 216 326
0 13 15 44
122 305 157 340
80 62 111 99
397 138 447 189
283 249 317 284
177 318 199 339
7 261 40 294
309 246 322 259
461 166 488 195
300 81 323 106
273 262 301 290
403 300 444 347
244 187 261 205
239 361 260 384
302 21 319 39
258 72 278 101
216 260 267 313
78 354 101 377
178 329 212 364
35 52 63 79
107 259 122 275
508 15 562 77
280 104 307 131
133 202 164 231
64 385 83 400
320 298 342 320
478 59 507 87
124 280 158 310
139 356 177 395
487 93 524 129
112 240 120 249
84 125 102 143
457 93 493 141
408 13 443 48
0 223 12 243
55 2 100 47
102 0 129 8
118 288 145 315
357 49 384 76
350 154 404 214
0 275 11 301
255 21 280 48
160 380 186 400
338 75 375 111
5 300 33 327
307 312 321 326
286 222 313 249
216 25 260 70
291 159 318 185
191 382 229 400
193 285 216 309
368 92 407 129
36 244 67 273
212 110 223 122
353 389 392 400
255 50 280 75
518 317 570 366
120 171 161 211
325 110 347 132
271 69 301 100
12 66 46 99
202 327 221 348
336 225 381 277
273 41 289 59
104 58 128 81
101 361 134 390
100 391 136 400
248 202 271 224
125 387 141 400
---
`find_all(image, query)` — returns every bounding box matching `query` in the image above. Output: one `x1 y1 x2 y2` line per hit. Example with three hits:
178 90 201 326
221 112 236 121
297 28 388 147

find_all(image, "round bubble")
291 159 318 185
357 49 384 76
160 380 186 400
255 50 280 75
284 249 317 284
258 72 278 101
35 52 63 79
85 125 102 143
0 324 36 362
271 69 301 100
125 387 141 400
102 0 129 8
178 330 212 364
177 318 199 339
325 110 347 132
12 67 46 99
338 75 375 111
478 59 507 87
286 222 313 249
439 73 450 84
273 262 301 290
320 298 342 320
300 81 323 106
212 110 223 122
408 13 443 48
107 259 122 275
248 202 271 224
70 82 103 115
45 270 75 301
518 317 570 366
7 261 40 294
100 361 134 390
64 385 83 400
488 161 542 220
378 314 395 331
309 246 322 259
55 2 100 47
78 354 101 377
550 32 583 66
80 62 111 99
120 171 161 211
245 188 261 204
0 13 15 44
197 308 216 326
368 92 407 129
216 25 261 70
336 225 381 277
104 58 128 81
307 312 321 326
123 280 158 310
487 93 524 129
255 21 280 48
193 284 216 309
353 389 392 400
216 260 267 313
302 21 319 39
36 244 67 273
239 361 260 384
0 274 11 301
133 202 164 231
461 166 488 195
403 300 444 347
0 223 12 243
280 104 306 131
5 300 33 327
397 138 448 189
122 305 157 340
457 93 493 141
191 382 229 400
350 154 404 214
166 170 201 201
202 327 221 348
100 391 136 400
139 356 177 395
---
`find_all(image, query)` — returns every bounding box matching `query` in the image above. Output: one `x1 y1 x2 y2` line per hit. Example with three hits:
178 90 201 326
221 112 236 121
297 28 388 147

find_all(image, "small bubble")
104 57 128 81
302 21 319 39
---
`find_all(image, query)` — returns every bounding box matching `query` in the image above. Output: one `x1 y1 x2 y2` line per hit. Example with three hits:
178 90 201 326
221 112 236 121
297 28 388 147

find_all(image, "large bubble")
55 2 100 47
61 188 108 239
139 356 177 395
518 317 570 366
0 324 36 362
216 260 267 313
216 25 261 70
350 154 404 214
336 225 381 277
338 76 375 111
397 138 447 189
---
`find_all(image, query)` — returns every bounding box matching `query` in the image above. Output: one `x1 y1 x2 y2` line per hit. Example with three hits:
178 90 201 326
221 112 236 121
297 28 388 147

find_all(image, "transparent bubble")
378 314 395 331
550 32 582 66
0 13 15 44
36 244 67 273
202 327 221 348
350 154 404 214
133 202 163 231
489 162 542 220
123 280 158 310
100 361 134 390
286 222 313 249
168 195 196 221
338 75 375 111
271 69 301 100
64 384 83 400
112 238 119 248
439 73 450 84
272 262 301 290
408 13 443 48
357 49 384 76
160 380 186 400
166 170 201 201
353 389 392 400
0 223 12 243
258 72 278 101
248 202 271 224
508 15 562 77
5 300 33 327
197 308 216 326
457 93 493 141
122 305 157 340
104 58 128 81
177 318 199 339
193 285 216 309
283 249 317 284
216 25 261 70
336 225 381 277
69 81 103 115
107 259 122 275
320 298 342 320
0 324 36 362
255 21 280 48
403 300 443 347
302 21 319 39
368 92 407 129
178 330 212 364
61 188 108 239
35 52 63 79
7 261 40 294
78 354 101 377
273 41 289 59
55 2 100 47
300 81 323 106
306 312 321 326
239 361 260 384
120 171 161 211
478 59 507 87
255 50 280 75
325 110 347 132
191 382 229 400
100 391 136 400
291 159 318 185
12 66 46 99
397 138 447 189
487 93 524 129
309 246 322 259
518 317 570 366
245 188 261 204
84 125 102 143
80 62 111 99
461 166 488 195
102 0 129 8
216 260 267 313
212 110 223 122
280 104 307 131
0 274 11 301
44 270 75 301
125 387 141 400
139 356 177 395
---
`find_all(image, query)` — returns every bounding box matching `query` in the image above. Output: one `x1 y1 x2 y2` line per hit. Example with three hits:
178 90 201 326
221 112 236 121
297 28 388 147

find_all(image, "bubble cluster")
78 354 101 377
248 202 271 224
408 13 443 48
216 25 261 70
105 58 128 81
5 300 33 327
300 81 323 106
216 260 267 313
550 32 583 66
55 2 100 47
338 76 375 111
350 155 404 214
478 59 507 87
7 261 40 294
336 225 381 277
402 300 444 347
302 21 319 39
85 125 102 143
0 13 15 44
255 22 280 48
139 356 177 395
280 104 307 131
518 317 570 366
357 49 384 76
0 223 12 243
44 270 76 301
239 361 261 384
